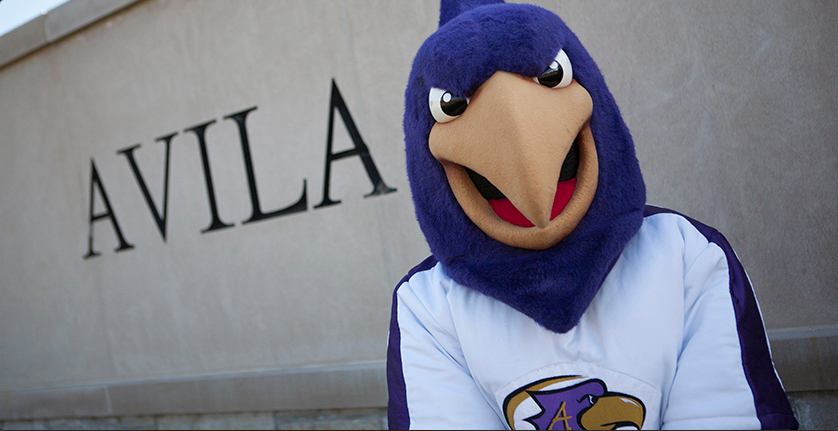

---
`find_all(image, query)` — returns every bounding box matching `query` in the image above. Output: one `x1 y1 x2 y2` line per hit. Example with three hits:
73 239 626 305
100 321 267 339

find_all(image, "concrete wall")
1 394 837 429
0 408 389 430
0 0 835 426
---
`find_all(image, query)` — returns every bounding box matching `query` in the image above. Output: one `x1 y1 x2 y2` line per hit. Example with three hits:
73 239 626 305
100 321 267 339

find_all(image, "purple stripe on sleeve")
644 206 798 430
387 255 438 430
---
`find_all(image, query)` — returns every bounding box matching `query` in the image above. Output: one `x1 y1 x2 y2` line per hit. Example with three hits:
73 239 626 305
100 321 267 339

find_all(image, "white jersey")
387 207 797 430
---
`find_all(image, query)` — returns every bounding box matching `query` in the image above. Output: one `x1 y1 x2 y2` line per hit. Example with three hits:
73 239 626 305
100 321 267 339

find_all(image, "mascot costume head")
404 0 646 333
392 3 799 429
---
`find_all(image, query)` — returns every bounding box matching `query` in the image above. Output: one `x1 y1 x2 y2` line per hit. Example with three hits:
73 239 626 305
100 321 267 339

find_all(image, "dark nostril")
558 140 580 182
466 168 505 200
466 139 580 202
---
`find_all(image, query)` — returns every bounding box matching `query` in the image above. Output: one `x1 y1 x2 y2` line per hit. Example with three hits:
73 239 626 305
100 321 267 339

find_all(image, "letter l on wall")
224 106 308 224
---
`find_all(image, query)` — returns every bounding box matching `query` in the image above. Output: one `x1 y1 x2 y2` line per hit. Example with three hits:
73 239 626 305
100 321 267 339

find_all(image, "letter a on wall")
84 159 134 259
314 80 396 209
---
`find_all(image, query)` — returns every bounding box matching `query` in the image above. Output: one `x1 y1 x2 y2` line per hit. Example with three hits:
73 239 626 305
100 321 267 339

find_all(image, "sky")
0 0 71 37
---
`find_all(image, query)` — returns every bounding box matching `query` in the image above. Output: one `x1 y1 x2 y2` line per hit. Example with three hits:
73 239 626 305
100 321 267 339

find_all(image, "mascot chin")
387 0 798 429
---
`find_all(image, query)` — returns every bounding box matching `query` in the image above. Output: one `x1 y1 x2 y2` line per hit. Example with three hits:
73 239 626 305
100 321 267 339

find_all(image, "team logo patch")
503 375 646 430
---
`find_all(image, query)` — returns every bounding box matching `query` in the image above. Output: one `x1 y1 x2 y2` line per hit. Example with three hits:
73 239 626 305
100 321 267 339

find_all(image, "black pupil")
440 93 468 116
538 62 564 88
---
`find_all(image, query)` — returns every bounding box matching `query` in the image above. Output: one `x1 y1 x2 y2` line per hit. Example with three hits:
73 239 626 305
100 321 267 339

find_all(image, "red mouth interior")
488 178 577 227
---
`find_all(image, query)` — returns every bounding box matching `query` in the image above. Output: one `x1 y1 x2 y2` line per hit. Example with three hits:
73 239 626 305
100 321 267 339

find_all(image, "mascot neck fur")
404 0 646 333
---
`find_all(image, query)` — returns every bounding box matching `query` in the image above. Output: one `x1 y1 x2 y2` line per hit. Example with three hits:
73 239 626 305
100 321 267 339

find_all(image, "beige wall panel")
0 14 47 66
1 0 405 389
0 47 115 389
0 0 836 414
340 0 437 281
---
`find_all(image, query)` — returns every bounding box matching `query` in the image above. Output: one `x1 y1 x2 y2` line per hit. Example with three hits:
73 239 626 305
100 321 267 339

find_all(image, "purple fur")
403 2 646 333
439 0 504 27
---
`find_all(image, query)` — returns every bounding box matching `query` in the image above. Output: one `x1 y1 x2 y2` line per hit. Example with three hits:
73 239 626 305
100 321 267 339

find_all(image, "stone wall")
0 408 388 430
0 0 836 427
3 392 838 430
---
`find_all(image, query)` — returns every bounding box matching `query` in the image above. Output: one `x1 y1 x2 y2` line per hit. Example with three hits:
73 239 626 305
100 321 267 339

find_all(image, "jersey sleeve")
387 259 505 430
661 215 798 430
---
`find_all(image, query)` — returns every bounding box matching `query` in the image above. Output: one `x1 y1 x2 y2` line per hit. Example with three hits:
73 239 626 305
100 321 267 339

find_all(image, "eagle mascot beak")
429 70 598 249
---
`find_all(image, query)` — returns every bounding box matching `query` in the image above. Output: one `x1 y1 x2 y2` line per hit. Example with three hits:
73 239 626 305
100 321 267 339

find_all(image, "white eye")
429 87 468 123
534 49 572 89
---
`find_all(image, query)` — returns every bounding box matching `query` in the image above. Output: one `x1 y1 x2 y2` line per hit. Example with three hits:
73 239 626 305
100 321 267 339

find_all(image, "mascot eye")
535 49 573 88
429 87 468 123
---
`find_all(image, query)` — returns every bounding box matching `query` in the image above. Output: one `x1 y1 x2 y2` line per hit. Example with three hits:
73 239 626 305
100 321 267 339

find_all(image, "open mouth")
466 140 579 227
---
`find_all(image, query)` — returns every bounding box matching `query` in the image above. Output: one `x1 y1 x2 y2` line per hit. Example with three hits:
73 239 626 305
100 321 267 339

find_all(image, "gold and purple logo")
503 375 645 430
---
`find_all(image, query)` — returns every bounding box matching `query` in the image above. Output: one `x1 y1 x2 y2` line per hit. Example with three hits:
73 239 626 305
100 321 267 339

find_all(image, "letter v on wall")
116 132 176 242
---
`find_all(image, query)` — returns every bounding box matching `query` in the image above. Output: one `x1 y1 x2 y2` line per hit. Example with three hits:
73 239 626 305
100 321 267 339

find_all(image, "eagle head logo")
503 376 646 430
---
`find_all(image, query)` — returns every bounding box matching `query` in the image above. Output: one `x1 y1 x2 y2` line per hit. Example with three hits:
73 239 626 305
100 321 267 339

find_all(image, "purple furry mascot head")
403 0 646 333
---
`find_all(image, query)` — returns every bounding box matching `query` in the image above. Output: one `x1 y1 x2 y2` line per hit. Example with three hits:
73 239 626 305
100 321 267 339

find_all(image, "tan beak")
429 71 593 228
